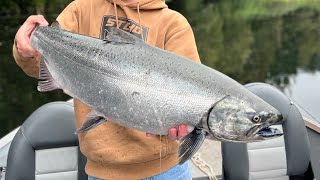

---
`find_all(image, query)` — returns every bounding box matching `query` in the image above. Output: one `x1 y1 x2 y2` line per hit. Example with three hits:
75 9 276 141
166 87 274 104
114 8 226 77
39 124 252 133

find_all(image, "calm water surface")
0 0 319 137
282 70 320 121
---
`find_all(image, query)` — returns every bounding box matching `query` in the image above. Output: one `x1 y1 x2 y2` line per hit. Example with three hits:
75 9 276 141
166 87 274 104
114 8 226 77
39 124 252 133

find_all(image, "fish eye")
252 115 261 123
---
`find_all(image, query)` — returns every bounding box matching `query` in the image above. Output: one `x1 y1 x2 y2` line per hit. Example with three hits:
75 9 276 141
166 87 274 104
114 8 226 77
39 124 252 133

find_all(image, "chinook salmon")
30 22 284 164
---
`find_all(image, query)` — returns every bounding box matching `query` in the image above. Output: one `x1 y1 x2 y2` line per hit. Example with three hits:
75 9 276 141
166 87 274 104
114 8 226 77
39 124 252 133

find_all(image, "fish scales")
30 24 283 139
30 24 285 164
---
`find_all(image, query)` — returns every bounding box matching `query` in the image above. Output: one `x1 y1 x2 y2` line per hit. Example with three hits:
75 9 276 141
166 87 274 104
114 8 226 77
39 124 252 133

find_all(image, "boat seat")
5 102 87 180
222 83 313 180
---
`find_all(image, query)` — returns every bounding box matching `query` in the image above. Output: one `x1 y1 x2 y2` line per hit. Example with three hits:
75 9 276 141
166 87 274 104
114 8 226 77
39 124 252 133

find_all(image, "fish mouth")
257 126 283 137
246 124 283 139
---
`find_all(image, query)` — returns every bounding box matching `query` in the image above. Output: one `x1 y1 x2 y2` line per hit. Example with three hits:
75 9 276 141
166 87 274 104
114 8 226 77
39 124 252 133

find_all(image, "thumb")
36 15 49 26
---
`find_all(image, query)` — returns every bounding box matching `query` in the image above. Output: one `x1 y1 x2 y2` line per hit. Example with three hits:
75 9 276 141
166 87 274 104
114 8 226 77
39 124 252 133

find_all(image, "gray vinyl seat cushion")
222 83 312 180
5 102 87 180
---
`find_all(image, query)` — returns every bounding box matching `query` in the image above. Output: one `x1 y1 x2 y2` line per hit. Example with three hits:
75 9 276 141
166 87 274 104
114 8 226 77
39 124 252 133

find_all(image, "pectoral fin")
178 127 207 165
75 110 107 134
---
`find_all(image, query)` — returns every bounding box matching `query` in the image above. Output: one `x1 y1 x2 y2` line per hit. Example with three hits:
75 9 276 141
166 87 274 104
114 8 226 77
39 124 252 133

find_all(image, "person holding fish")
14 0 285 179
13 0 201 179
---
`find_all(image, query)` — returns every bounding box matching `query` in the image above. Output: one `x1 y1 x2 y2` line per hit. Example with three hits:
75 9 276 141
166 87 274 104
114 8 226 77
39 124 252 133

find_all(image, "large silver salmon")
30 22 284 164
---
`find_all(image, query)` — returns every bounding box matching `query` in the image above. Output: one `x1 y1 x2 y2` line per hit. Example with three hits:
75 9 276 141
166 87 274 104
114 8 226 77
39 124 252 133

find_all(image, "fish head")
206 95 284 142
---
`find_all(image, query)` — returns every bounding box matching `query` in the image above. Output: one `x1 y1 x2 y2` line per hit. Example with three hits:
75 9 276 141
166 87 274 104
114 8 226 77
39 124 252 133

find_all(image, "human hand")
146 124 194 140
168 124 189 140
15 15 49 58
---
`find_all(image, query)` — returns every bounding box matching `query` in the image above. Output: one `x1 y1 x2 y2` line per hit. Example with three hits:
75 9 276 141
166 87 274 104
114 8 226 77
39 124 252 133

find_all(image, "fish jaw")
208 126 284 142
246 124 283 139
205 122 284 142
256 126 284 138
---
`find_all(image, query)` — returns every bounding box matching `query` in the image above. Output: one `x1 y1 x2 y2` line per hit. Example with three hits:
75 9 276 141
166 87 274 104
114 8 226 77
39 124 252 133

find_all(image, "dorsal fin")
51 21 62 29
104 27 143 44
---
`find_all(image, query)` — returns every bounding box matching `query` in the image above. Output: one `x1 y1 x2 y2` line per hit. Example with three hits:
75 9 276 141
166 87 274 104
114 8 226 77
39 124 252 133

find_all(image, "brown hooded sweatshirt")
13 0 200 179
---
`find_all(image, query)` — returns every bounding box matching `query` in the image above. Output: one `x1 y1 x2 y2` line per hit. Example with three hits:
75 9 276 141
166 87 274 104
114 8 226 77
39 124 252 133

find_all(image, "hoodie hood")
107 0 167 10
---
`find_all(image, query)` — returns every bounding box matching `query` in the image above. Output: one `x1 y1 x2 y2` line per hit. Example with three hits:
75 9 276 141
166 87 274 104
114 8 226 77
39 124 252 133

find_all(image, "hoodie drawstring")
112 0 144 41
136 2 144 41
113 0 119 29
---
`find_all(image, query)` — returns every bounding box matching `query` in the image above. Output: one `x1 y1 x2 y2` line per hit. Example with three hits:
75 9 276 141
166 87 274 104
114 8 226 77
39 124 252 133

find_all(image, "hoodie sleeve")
12 1 79 78
164 14 200 64
12 42 41 78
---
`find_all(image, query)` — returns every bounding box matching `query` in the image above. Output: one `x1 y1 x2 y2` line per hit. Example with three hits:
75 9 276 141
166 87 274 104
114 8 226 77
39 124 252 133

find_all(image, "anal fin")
37 58 60 92
75 110 107 134
178 127 207 165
